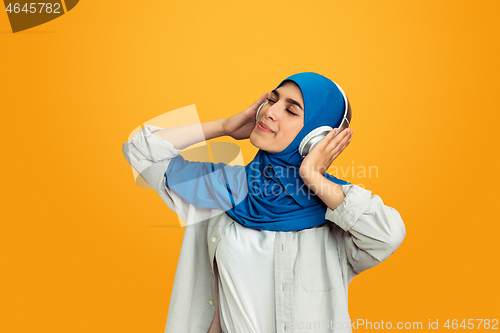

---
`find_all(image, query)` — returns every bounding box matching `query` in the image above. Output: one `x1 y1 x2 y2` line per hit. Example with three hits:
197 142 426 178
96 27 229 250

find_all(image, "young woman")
122 72 406 333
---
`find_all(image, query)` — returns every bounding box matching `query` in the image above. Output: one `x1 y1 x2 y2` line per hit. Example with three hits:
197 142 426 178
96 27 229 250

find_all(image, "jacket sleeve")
122 124 220 226
325 184 406 275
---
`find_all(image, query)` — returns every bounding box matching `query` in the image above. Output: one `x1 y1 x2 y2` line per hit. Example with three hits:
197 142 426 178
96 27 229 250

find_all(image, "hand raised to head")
299 127 353 179
222 92 269 140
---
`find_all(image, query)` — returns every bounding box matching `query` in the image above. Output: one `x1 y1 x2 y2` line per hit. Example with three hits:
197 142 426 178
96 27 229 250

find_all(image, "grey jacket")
122 125 406 333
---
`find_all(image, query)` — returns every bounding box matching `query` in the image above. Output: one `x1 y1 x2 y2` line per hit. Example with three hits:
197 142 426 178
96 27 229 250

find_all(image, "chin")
250 132 266 150
250 131 279 152
249 133 260 148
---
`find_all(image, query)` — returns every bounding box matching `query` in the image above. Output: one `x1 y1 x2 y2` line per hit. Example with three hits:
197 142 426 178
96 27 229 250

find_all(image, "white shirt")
216 221 276 333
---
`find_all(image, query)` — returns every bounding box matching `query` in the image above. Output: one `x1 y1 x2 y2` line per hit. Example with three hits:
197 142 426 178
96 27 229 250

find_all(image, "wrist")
300 168 322 186
201 119 226 141
218 118 228 137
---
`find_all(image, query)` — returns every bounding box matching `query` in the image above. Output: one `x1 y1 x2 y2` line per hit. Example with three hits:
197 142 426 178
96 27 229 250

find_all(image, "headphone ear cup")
255 100 268 121
298 126 333 159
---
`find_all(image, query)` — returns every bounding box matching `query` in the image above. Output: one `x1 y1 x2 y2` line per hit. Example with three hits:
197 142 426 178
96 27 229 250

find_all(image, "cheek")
280 127 301 145
293 123 304 138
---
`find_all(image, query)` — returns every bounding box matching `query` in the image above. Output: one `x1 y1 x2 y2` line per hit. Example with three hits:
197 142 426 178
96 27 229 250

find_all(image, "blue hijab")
165 72 351 231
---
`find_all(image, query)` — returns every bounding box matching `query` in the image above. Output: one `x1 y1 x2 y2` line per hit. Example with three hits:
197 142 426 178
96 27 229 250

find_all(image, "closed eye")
266 98 298 116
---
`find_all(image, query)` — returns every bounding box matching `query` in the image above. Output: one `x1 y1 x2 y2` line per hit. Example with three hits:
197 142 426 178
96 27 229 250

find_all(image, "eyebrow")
270 89 304 112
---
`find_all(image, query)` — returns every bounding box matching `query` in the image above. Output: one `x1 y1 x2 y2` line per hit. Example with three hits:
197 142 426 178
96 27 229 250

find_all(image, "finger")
329 130 351 153
338 131 352 148
326 129 349 151
259 92 269 102
326 128 338 140
331 128 350 144
332 137 349 157
337 135 352 154
252 92 269 108
336 128 352 142
317 128 338 147
338 138 351 153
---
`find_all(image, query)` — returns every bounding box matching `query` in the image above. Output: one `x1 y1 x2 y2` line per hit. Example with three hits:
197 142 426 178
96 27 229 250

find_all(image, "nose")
263 102 283 121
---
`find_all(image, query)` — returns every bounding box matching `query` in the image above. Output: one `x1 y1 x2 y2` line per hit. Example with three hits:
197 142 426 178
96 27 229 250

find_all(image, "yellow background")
1 1 499 332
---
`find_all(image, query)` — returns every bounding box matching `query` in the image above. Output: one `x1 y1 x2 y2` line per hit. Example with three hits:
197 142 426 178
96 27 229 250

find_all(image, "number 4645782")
5 3 61 14
444 319 498 329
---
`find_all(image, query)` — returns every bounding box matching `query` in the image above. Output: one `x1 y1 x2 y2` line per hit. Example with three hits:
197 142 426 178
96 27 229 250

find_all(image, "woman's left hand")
299 128 353 181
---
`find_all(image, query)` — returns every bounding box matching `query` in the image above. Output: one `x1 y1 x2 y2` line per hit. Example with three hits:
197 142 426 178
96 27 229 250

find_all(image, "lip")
258 122 274 133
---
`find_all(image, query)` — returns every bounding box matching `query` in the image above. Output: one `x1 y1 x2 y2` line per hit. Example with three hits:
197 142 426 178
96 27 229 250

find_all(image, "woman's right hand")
221 92 269 140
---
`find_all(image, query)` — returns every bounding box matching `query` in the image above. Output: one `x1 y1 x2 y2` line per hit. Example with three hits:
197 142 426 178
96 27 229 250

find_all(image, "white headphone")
255 82 351 159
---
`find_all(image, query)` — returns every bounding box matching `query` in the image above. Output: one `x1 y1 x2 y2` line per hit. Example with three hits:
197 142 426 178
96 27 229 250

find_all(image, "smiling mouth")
257 123 274 133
